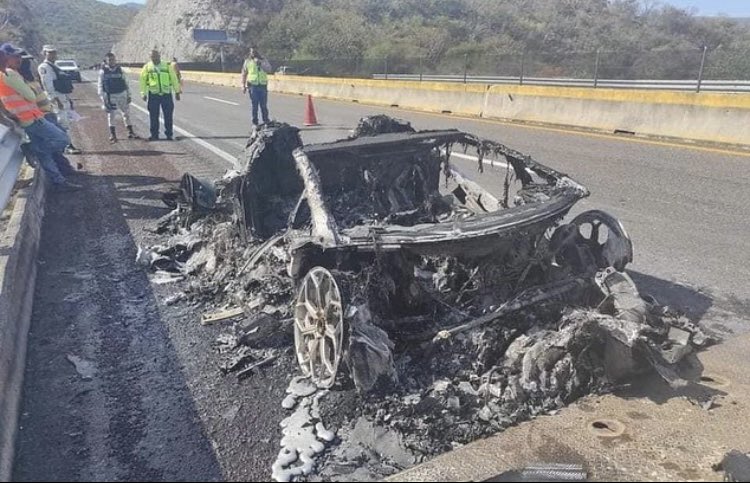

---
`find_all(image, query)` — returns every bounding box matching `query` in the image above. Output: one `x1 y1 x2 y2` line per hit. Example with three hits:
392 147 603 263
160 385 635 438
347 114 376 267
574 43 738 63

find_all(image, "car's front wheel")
294 267 346 389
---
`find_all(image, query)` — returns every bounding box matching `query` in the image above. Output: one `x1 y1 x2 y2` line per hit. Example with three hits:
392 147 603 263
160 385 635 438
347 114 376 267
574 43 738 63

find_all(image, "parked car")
55 60 82 82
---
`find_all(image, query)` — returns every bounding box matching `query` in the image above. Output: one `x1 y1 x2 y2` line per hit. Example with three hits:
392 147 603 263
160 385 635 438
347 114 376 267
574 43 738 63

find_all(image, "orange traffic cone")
304 95 319 126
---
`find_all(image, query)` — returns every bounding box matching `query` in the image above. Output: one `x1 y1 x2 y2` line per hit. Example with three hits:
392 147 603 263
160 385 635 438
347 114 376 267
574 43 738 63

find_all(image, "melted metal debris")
137 116 715 482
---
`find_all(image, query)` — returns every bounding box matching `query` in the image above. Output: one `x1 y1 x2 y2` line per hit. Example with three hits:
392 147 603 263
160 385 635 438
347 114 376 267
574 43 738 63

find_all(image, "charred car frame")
223 117 634 389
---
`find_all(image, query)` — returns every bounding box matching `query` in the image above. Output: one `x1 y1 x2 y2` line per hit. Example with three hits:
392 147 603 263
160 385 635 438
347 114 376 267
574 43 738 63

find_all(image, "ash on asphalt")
13 86 299 482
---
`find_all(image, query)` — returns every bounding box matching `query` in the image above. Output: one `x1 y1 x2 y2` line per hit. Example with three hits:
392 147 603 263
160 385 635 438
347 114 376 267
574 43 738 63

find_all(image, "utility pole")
593 49 601 88
696 45 708 93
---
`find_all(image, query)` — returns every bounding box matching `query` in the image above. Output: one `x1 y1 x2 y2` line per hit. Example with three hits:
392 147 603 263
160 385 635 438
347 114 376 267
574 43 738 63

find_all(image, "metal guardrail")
371 74 750 93
0 123 24 215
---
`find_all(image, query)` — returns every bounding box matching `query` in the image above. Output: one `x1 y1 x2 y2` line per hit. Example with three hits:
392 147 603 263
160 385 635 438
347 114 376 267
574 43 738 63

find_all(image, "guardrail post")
384 57 389 81
519 51 526 86
419 56 424 83
463 54 469 84
697 45 708 93
594 49 601 88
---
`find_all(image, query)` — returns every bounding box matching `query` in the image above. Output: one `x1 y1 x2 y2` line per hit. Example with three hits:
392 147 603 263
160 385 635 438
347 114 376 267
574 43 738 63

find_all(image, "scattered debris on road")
66 354 96 381
138 116 713 482
202 307 245 326
715 450 750 482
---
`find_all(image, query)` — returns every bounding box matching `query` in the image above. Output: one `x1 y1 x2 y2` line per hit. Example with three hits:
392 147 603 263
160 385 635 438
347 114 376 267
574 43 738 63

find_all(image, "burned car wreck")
223 116 639 391
140 116 710 482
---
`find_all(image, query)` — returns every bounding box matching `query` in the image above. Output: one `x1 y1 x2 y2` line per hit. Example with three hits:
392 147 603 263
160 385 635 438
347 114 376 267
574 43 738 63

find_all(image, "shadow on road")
629 270 714 322
105 174 174 221
14 173 224 481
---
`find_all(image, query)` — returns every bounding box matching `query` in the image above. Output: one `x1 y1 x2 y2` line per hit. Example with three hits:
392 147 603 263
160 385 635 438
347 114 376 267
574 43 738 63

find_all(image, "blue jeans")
249 84 269 125
44 113 76 176
24 118 71 185
148 94 174 139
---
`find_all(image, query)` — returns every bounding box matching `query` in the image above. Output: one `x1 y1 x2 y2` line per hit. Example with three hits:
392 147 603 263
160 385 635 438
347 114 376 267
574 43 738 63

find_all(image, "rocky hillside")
115 0 229 63
25 0 138 66
1 0 138 66
0 0 43 54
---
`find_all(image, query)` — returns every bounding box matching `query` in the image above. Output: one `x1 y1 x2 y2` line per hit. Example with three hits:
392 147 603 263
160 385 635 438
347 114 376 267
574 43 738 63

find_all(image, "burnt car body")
226 118 634 389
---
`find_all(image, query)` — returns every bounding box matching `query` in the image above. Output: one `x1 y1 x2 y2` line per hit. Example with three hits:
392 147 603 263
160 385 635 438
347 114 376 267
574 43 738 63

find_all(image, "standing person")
0 49 80 190
99 53 137 143
38 45 82 154
241 47 273 126
140 50 181 141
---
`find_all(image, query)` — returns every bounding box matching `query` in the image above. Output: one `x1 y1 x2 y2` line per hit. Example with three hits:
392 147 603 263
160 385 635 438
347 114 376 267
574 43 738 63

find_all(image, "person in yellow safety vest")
0 47 80 190
140 49 181 141
241 47 273 126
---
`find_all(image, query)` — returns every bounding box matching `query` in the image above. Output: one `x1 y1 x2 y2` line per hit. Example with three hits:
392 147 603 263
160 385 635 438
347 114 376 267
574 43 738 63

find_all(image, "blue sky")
662 0 750 16
99 0 750 17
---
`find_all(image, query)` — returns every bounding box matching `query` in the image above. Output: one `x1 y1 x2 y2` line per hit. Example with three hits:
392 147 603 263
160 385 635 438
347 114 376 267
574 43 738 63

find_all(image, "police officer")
38 45 82 154
140 50 181 141
99 52 137 143
241 47 273 126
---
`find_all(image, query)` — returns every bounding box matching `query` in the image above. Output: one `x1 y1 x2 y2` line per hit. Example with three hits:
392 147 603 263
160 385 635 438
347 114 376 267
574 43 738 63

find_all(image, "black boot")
127 125 139 139
109 126 117 144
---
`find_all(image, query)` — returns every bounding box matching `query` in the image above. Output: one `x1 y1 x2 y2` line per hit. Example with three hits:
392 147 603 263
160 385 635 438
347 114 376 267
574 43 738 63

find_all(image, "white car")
55 60 82 82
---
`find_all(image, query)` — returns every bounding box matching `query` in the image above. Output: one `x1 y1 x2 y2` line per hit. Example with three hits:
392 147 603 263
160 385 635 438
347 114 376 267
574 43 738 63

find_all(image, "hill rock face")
115 0 227 63
0 0 43 54
113 0 750 79
1 0 138 66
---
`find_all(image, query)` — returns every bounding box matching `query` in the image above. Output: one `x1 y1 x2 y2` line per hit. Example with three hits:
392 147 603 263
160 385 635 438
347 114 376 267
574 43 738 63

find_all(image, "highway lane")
118 74 750 335
12 70 747 483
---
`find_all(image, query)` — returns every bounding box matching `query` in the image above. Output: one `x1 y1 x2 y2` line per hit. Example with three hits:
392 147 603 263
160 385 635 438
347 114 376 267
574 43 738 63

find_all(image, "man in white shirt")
98 52 137 143
38 45 82 154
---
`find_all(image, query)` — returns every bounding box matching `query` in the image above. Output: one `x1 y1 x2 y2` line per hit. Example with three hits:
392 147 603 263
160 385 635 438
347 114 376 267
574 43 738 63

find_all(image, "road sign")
192 29 237 45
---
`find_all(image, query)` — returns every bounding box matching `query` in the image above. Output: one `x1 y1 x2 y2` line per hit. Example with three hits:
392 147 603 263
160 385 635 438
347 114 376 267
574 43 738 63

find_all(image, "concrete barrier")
179 71 750 147
0 167 46 481
481 84 750 146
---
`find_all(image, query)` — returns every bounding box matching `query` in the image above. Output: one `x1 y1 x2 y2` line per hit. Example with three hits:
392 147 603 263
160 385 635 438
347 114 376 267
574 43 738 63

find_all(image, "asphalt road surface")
12 72 750 482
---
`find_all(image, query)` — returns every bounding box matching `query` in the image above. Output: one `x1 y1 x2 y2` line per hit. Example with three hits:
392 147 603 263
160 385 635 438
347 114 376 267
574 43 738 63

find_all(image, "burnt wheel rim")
294 267 344 389
571 210 634 271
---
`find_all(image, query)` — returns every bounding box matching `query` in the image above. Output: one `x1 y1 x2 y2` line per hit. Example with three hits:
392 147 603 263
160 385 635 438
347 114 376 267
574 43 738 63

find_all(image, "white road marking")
130 103 239 168
204 96 240 106
442 149 509 169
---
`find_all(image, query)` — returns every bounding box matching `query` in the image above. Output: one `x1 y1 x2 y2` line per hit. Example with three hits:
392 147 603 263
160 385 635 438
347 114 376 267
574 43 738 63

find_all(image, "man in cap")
0 47 81 190
241 47 273 127
99 52 137 143
140 49 181 141
5 45 78 176
38 44 82 154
